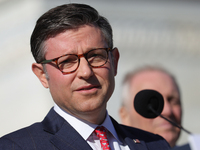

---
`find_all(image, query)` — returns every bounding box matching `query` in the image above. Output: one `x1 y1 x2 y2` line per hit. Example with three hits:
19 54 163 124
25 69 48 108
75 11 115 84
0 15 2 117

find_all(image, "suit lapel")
42 108 92 150
110 116 148 150
123 137 148 150
42 108 150 150
50 122 92 150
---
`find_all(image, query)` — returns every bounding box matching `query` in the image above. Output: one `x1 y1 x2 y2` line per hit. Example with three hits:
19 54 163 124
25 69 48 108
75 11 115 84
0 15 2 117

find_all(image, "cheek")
47 66 73 94
46 65 61 78
97 64 115 85
172 106 182 122
130 109 154 127
48 72 64 87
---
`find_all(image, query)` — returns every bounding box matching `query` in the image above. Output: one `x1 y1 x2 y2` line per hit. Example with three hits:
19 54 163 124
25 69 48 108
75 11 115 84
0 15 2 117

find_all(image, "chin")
160 132 179 147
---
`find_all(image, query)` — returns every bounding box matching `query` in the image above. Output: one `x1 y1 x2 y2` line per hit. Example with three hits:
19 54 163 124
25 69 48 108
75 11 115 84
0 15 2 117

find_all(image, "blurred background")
1 0 200 146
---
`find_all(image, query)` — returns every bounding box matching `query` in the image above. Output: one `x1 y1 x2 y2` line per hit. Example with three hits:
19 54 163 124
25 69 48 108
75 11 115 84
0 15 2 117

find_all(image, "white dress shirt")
54 104 130 150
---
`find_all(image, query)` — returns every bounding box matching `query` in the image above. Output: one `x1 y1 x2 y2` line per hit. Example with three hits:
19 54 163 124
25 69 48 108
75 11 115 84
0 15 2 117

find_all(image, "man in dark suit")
0 3 170 150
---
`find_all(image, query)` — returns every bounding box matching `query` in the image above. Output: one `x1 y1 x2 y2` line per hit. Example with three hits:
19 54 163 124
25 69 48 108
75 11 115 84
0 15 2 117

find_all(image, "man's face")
120 70 182 147
33 25 119 124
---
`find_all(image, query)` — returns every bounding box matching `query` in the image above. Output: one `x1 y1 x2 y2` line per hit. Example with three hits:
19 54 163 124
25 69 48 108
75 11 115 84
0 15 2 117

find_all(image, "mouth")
76 84 101 93
158 120 176 130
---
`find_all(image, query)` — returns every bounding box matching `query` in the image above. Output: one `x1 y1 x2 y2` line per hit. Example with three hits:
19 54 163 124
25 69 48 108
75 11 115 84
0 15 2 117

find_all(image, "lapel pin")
133 139 140 144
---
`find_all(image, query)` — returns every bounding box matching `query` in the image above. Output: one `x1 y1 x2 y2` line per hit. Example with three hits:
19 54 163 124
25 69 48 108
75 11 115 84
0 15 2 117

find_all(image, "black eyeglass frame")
39 48 113 74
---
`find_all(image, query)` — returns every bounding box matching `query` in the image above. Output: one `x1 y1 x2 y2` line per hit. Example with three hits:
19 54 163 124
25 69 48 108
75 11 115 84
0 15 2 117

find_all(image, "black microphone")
134 89 191 135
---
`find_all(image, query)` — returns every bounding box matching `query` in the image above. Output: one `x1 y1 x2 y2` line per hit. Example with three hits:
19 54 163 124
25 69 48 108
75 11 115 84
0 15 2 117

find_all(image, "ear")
32 63 49 88
111 47 120 76
119 106 131 125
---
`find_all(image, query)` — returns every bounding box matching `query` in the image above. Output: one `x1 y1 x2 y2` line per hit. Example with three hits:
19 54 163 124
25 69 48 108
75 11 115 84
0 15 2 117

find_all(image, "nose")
161 98 173 118
77 56 94 79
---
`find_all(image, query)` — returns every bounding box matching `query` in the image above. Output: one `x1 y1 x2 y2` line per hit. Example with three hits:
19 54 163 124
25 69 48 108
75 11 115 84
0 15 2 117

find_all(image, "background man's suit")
0 108 170 150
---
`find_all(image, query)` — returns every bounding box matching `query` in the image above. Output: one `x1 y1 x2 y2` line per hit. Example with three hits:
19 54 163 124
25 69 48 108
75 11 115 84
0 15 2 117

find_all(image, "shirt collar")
101 111 122 144
53 103 122 143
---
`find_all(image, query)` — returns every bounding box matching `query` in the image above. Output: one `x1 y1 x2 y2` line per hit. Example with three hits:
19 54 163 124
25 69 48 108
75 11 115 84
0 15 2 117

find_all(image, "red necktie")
94 126 111 150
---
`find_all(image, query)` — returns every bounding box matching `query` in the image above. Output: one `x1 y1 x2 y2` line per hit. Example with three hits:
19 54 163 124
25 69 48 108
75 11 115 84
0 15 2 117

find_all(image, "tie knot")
95 126 107 133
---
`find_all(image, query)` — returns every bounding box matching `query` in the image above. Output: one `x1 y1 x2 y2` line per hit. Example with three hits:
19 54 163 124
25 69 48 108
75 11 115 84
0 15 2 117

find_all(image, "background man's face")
120 70 182 147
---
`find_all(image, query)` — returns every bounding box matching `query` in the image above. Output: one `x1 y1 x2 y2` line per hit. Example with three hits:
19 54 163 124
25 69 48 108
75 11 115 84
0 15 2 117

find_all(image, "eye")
168 96 180 105
91 53 105 59
88 50 107 60
58 55 78 69
60 57 77 64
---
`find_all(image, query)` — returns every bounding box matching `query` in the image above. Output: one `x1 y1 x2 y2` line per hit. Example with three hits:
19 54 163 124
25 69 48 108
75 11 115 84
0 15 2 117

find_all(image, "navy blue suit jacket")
0 108 170 150
171 144 191 150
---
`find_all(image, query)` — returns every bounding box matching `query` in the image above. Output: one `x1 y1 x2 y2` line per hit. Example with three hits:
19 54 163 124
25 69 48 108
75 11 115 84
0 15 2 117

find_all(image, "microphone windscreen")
134 89 164 118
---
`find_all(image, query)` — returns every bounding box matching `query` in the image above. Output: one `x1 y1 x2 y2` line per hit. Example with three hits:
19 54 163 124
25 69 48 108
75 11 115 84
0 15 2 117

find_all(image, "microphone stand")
148 105 192 135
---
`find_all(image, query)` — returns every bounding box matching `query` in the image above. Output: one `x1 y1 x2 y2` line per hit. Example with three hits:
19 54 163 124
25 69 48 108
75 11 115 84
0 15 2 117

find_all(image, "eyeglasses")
39 48 112 74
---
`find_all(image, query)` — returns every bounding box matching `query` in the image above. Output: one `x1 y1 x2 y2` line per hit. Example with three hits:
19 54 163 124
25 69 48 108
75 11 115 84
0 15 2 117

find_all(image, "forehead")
130 70 179 94
44 25 106 58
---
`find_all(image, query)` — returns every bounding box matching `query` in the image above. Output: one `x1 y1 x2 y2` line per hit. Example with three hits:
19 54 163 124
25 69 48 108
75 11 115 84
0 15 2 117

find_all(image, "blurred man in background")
119 65 190 149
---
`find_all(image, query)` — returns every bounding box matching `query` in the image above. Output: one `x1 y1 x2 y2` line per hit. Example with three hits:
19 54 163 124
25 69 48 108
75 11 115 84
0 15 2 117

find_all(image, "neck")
73 109 107 125
57 105 107 125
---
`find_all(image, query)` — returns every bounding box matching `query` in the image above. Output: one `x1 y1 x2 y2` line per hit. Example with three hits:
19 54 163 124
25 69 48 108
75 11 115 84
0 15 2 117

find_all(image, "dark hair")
30 3 113 63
